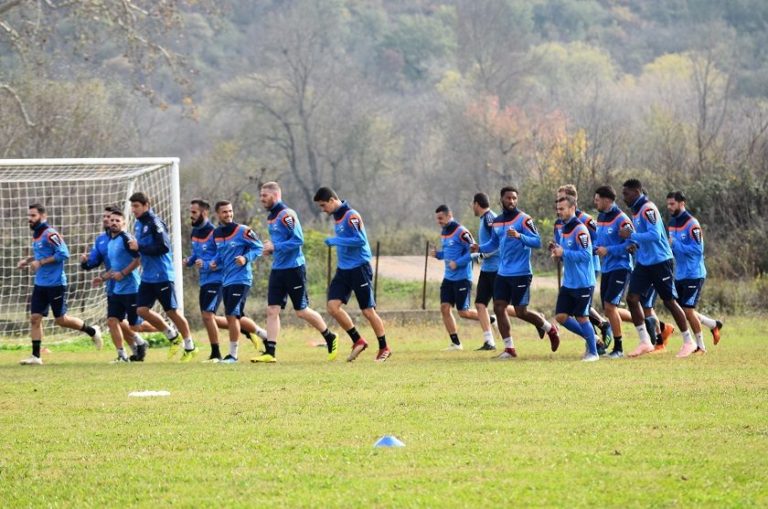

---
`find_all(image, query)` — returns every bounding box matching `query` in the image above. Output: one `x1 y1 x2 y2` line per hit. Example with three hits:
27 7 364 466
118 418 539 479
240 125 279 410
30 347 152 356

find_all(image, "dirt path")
376 256 558 289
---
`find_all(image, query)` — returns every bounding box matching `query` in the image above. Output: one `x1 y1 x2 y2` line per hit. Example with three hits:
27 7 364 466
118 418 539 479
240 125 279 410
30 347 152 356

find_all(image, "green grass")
1 318 766 508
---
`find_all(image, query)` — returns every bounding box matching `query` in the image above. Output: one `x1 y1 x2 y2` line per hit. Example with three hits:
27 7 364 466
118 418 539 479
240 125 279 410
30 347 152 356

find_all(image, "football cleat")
693 346 707 355
20 356 43 365
650 344 667 354
109 356 131 364
712 320 723 345
326 333 338 361
220 355 238 364
607 350 624 359
599 322 613 349
347 338 368 362
628 342 654 357
167 334 182 360
375 347 391 362
180 348 198 363
135 342 148 362
675 343 697 358
660 323 675 347
547 324 561 352
202 356 221 363
582 353 600 362
495 348 517 359
474 343 497 351
91 325 103 351
442 343 463 351
251 353 276 363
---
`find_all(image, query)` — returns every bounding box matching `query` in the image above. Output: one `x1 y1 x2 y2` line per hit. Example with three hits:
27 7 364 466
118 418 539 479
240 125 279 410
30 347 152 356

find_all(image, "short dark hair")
104 205 120 214
110 209 125 218
129 192 149 205
500 186 518 198
473 193 490 208
557 195 577 207
313 187 338 202
190 199 210 211
435 204 450 214
214 200 231 212
29 203 45 214
622 179 642 191
666 191 686 202
594 185 616 201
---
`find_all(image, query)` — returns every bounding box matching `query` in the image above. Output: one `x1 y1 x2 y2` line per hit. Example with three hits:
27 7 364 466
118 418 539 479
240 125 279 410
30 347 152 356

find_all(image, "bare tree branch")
0 83 36 126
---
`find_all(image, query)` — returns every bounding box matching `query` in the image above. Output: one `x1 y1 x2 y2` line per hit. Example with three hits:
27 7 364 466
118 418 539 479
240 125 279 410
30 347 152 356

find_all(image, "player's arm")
561 230 592 263
518 218 542 249
674 224 704 255
629 211 662 243
453 230 474 267
478 228 500 254
273 213 304 251
139 219 171 255
607 219 635 255
80 240 104 270
331 214 368 247
242 228 264 262
48 232 69 263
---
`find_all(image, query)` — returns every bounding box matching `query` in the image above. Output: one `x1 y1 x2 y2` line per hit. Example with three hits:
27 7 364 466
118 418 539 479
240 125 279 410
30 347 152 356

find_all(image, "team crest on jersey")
348 215 362 231
524 218 538 234
460 230 474 244
282 214 295 230
245 228 259 241
621 221 634 232
586 218 597 231
692 226 702 243
143 225 149 233
48 232 62 247
643 208 657 224
578 232 590 249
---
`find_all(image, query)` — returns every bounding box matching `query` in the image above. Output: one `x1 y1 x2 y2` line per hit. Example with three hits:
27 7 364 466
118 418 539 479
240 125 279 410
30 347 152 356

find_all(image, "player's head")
103 206 120 229
28 203 46 229
129 192 151 218
215 200 234 224
260 181 282 210
190 199 210 226
472 193 490 217
557 184 578 203
313 187 341 215
556 195 577 221
109 210 125 233
593 185 616 212
621 179 643 207
499 186 518 212
434 204 453 227
666 191 686 215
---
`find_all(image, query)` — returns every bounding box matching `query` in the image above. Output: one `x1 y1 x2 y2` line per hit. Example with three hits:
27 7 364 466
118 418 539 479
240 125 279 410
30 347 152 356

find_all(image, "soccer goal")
0 158 183 340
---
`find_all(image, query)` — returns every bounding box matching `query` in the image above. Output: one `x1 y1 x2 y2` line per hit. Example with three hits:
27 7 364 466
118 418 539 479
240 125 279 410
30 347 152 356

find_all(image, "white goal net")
0 158 183 341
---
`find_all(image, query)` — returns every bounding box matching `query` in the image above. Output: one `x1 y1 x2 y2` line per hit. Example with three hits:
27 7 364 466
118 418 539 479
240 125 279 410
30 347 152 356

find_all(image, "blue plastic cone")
374 435 405 448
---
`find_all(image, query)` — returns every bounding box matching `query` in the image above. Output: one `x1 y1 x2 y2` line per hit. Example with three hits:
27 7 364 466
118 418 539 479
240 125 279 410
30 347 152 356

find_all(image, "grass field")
1 317 766 508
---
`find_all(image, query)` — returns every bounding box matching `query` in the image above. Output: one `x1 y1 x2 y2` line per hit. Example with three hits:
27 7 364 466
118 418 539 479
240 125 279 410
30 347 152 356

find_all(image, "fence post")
326 245 332 288
374 240 380 302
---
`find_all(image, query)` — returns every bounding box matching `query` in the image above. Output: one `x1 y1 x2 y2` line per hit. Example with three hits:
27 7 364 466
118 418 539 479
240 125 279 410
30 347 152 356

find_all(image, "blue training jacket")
435 220 474 282
477 210 500 273
668 210 706 280
31 222 68 287
629 195 673 266
558 216 595 289
595 204 634 273
479 208 541 277
107 231 141 295
134 209 174 283
267 201 306 270
326 201 372 270
81 230 115 295
213 222 263 287
186 221 222 286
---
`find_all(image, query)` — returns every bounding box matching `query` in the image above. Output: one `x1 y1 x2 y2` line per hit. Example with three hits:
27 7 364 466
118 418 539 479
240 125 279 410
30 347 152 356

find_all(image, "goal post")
0 158 183 340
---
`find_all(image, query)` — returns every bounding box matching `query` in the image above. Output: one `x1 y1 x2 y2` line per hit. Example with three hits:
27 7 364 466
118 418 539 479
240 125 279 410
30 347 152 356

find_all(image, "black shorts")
30 285 67 318
474 271 496 306
137 281 178 311
440 279 472 311
600 269 630 307
556 286 594 317
268 266 309 310
223 284 250 317
628 260 677 302
107 293 140 325
675 278 704 309
199 284 222 314
327 264 375 310
493 274 532 306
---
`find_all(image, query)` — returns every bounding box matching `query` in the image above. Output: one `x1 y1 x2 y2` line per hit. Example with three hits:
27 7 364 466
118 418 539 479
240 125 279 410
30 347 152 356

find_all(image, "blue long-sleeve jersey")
558 216 595 289
435 221 474 281
595 204 634 273
31 223 68 287
478 208 541 277
134 209 174 283
668 210 706 280
326 201 372 270
267 201 306 269
107 231 141 295
186 221 222 286
213 222 263 287
629 195 673 266
81 230 115 295
477 210 499 273
554 210 601 272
